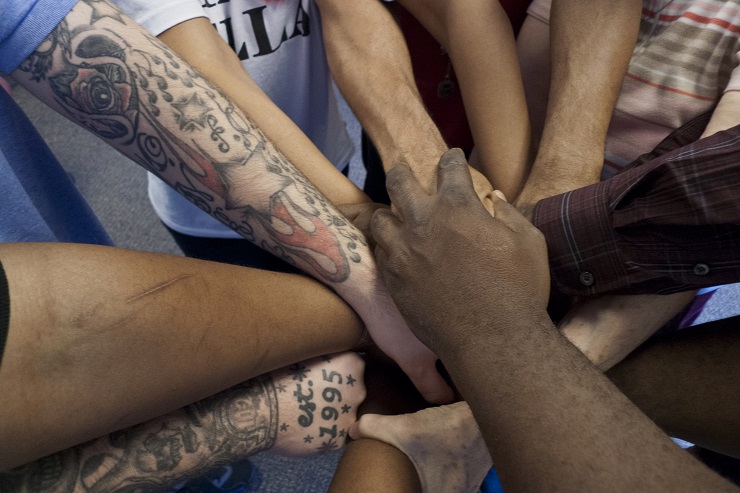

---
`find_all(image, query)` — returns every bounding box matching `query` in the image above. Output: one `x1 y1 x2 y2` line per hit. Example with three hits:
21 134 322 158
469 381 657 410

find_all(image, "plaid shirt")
533 114 740 296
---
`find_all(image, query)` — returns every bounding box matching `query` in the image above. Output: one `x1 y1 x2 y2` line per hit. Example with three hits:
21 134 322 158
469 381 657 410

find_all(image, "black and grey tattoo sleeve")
0 376 278 493
14 0 366 284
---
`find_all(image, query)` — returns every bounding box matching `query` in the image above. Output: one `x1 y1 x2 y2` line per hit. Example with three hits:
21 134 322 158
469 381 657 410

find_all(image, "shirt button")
693 263 710 276
579 271 595 287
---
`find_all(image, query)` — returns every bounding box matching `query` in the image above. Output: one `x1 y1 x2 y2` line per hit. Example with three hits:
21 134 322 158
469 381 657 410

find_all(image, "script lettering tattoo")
294 382 317 428
15 0 367 284
0 376 279 492
288 373 346 455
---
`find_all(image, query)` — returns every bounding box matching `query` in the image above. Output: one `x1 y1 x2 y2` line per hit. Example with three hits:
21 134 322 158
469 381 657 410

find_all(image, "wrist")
536 122 606 172
385 142 448 194
440 308 552 367
517 153 602 207
331 255 390 322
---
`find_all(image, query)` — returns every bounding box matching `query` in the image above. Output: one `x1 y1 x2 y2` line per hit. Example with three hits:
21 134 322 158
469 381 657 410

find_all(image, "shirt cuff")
532 181 630 297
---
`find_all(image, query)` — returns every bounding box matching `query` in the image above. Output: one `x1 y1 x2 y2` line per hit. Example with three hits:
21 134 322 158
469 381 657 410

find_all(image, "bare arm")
513 0 658 372
156 17 369 206
12 0 363 289
0 242 362 469
314 0 447 194
11 0 452 404
515 0 642 214
397 0 531 199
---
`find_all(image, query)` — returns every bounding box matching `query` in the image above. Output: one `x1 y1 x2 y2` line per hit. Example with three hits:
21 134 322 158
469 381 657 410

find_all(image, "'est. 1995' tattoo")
0 375 278 492
16 0 366 284
282 363 352 455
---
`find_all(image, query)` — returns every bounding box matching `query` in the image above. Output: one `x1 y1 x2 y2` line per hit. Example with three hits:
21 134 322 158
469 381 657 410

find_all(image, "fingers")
371 208 401 255
385 163 428 222
436 148 476 199
349 413 404 450
490 190 533 232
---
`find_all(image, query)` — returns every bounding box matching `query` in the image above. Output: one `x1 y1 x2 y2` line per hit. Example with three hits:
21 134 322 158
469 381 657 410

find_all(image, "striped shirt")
533 114 740 296
527 0 740 178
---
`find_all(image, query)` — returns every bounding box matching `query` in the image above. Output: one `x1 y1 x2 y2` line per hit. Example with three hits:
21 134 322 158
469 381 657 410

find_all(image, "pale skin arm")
0 242 363 470
514 0 642 214
156 16 370 207
394 0 531 199
11 0 452 404
2 352 366 492
368 151 737 492
314 0 445 194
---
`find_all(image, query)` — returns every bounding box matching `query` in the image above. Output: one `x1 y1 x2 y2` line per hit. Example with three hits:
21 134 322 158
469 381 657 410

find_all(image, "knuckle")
409 216 435 239
385 166 407 190
439 148 466 169
440 188 473 208
370 211 389 235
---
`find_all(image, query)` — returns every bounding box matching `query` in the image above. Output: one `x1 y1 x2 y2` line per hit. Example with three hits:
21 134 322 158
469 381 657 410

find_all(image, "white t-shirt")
115 0 354 237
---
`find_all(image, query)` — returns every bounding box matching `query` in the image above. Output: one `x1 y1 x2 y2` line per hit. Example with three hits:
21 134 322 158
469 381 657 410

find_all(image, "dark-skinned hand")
370 148 551 357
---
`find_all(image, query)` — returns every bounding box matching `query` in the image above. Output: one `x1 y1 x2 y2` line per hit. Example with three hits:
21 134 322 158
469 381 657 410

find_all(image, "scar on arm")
126 274 196 304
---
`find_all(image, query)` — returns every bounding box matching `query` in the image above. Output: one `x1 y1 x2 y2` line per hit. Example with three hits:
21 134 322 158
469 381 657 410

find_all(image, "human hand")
349 402 492 493
271 352 366 457
336 202 389 249
468 166 496 216
423 162 496 214
371 148 550 357
559 291 696 371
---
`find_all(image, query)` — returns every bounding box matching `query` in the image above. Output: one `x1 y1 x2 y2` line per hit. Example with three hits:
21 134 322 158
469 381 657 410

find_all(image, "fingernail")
494 190 507 202
441 148 465 165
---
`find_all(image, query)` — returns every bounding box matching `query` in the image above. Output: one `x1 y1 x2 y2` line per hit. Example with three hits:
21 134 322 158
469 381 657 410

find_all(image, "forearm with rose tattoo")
11 0 451 402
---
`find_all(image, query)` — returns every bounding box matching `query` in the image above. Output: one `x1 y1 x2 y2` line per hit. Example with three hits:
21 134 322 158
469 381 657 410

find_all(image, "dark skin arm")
368 150 737 492
0 242 363 470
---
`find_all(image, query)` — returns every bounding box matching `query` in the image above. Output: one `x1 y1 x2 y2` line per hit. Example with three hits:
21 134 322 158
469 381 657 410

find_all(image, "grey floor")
10 79 740 492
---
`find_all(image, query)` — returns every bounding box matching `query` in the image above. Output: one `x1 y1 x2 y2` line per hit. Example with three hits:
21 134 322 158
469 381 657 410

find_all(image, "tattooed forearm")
0 376 278 493
0 353 367 493
13 0 436 399
14 0 365 285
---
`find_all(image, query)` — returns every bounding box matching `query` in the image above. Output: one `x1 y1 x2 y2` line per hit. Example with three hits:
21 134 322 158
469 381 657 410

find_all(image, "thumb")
348 413 401 449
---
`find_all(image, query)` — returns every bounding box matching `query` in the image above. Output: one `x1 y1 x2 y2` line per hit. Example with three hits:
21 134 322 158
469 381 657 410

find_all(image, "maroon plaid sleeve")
533 122 740 296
